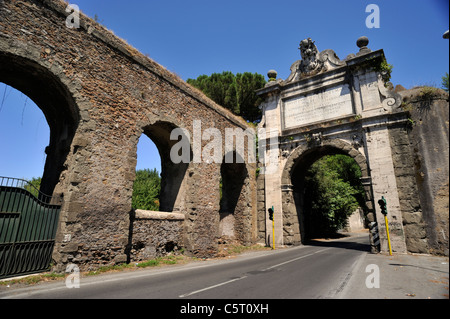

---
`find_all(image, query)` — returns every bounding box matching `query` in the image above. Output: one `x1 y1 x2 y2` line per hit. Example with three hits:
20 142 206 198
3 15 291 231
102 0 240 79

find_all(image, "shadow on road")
304 234 371 252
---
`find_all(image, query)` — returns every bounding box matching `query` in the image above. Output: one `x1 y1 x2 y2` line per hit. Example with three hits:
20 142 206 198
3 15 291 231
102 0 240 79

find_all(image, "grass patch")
1 255 188 286
85 263 134 276
85 255 188 274
0 272 65 286
217 242 271 258
136 259 160 268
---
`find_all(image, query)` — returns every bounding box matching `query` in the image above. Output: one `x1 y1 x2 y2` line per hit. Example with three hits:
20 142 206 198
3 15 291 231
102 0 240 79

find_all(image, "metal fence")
0 177 62 279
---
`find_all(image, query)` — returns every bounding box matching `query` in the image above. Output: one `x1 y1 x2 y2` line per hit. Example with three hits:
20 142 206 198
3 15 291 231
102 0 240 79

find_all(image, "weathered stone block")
61 243 79 253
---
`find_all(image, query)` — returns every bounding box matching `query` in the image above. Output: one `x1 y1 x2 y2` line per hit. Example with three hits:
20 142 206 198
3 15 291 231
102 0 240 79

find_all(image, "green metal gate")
0 177 61 279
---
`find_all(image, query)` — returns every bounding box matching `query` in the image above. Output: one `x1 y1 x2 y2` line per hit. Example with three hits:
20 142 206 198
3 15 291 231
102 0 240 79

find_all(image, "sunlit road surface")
1 233 370 299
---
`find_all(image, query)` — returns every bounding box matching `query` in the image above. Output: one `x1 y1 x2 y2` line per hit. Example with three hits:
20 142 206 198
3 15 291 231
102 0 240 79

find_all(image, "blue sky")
0 0 448 180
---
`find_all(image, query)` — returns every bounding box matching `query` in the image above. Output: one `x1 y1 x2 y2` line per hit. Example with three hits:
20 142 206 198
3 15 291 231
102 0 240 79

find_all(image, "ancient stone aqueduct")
0 0 448 272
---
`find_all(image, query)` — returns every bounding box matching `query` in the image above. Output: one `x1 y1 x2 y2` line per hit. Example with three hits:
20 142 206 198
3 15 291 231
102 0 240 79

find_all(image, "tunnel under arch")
281 140 377 250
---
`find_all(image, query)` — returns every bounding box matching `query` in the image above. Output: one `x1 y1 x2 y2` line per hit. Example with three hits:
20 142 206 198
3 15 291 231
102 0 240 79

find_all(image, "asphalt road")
0 233 370 300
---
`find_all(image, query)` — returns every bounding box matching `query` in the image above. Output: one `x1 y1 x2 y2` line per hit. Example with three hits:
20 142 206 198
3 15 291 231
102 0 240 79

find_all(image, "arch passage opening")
219 152 248 240
133 121 191 213
0 53 79 198
291 149 368 243
0 84 49 182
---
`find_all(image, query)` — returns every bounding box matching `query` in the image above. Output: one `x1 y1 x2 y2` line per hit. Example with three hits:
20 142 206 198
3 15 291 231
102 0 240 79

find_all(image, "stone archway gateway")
281 139 375 249
256 36 434 254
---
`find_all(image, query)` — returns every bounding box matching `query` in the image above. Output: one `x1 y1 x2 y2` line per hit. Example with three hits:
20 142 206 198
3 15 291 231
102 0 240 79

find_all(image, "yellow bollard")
272 216 275 250
384 215 393 256
379 196 393 256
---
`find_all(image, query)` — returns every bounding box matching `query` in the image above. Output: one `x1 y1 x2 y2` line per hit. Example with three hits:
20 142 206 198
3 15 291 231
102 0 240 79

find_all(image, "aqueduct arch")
0 0 257 272
0 46 80 199
219 152 252 245
138 120 191 213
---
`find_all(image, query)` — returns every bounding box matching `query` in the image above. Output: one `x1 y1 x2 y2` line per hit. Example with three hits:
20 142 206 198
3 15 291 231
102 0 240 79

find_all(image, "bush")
304 155 364 236
132 169 161 211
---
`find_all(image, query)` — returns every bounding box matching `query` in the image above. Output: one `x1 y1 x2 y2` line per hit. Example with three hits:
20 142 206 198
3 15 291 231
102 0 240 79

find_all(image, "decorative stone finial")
267 70 277 82
356 36 371 56
357 36 369 49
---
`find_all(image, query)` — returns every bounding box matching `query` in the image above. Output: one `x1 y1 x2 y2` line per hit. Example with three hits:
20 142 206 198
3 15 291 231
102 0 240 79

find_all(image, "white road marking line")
263 248 331 270
179 247 332 298
179 275 248 298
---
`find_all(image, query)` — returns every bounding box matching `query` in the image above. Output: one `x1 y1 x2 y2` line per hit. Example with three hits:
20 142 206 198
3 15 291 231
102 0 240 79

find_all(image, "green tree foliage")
304 155 365 237
442 72 449 92
132 169 161 211
24 177 42 198
187 71 266 123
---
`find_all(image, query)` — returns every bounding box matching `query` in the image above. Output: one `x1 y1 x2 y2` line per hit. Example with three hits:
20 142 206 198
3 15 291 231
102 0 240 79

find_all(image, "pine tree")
187 71 266 123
